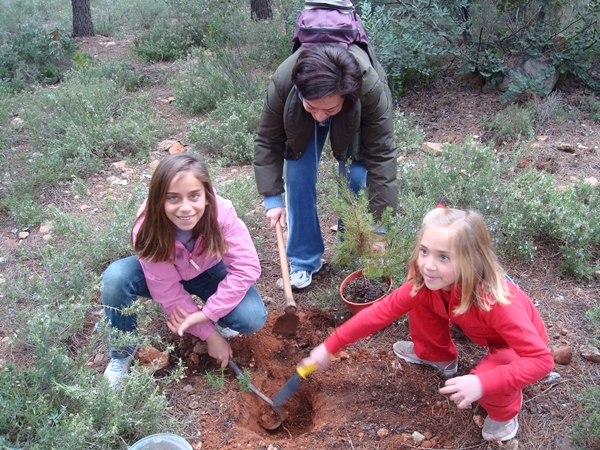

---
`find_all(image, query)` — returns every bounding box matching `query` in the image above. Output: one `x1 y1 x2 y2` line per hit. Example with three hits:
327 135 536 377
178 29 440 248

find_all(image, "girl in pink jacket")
301 206 553 442
101 153 266 387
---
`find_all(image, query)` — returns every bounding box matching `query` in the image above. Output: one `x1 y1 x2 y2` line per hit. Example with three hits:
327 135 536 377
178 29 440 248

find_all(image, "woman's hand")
438 374 483 409
167 306 208 336
205 330 233 368
266 207 286 228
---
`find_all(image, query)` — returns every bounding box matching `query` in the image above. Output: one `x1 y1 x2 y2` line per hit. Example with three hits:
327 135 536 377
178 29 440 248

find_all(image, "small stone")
39 223 51 234
193 341 208 354
189 401 200 410
556 142 576 153
338 351 350 360
105 41 116 47
421 441 432 448
412 431 425 442
580 345 600 363
169 142 185 154
157 139 179 152
560 328 568 336
473 415 485 428
136 345 169 370
421 142 443 156
18 231 29 239
542 371 561 384
183 384 194 393
377 428 389 436
112 160 127 170
552 345 572 365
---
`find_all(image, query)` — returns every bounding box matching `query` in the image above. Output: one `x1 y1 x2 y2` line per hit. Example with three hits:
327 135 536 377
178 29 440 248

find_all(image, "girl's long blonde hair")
133 153 227 263
407 207 509 314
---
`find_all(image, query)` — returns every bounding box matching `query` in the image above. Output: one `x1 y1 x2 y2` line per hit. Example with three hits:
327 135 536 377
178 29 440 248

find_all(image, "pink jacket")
132 193 261 340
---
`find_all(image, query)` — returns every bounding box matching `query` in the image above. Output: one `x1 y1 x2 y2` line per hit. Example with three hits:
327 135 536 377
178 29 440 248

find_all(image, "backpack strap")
305 0 355 13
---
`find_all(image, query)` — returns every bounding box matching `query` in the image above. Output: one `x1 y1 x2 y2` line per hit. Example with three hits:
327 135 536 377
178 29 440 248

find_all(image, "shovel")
227 359 285 430
273 362 319 407
271 222 300 335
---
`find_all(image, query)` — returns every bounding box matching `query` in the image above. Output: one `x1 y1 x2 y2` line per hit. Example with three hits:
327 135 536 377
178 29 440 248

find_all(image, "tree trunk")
72 0 95 37
251 0 272 21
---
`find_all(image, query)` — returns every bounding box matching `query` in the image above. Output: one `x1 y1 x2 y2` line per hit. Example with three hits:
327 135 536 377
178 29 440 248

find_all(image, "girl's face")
417 226 458 292
302 94 344 122
164 171 207 231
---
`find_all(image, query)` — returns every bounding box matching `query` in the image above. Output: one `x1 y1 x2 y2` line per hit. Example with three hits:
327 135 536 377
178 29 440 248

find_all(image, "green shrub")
589 95 600 121
172 48 268 115
396 139 600 280
393 110 426 155
0 183 187 449
213 171 264 232
0 61 163 228
483 103 536 143
187 97 263 165
572 386 600 448
0 25 77 90
359 0 463 94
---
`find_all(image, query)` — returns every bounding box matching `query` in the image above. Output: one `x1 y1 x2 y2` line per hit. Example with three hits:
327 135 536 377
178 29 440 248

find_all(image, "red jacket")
325 281 553 396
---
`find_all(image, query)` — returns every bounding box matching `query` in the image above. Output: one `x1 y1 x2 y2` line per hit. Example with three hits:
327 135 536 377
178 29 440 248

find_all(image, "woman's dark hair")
292 44 362 110
133 153 227 262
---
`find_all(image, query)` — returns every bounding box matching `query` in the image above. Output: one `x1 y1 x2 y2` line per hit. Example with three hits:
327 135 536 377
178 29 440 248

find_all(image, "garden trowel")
272 363 319 407
271 222 300 335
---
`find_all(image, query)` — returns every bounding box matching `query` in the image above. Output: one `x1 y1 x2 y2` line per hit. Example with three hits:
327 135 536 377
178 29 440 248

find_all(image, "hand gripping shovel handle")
276 222 296 314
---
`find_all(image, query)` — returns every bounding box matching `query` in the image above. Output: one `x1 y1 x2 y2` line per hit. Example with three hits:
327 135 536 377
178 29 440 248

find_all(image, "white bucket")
129 433 193 450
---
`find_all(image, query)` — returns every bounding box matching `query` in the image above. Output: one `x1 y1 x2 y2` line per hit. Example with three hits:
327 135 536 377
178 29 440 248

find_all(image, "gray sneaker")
393 341 458 376
215 323 239 339
104 345 139 388
277 261 323 290
482 415 519 441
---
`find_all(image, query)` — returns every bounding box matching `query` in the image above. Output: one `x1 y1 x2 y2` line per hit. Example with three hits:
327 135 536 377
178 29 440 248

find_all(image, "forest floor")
4 35 600 450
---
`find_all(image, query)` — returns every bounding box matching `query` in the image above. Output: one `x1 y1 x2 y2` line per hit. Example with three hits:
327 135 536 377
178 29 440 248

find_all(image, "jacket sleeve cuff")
263 194 285 211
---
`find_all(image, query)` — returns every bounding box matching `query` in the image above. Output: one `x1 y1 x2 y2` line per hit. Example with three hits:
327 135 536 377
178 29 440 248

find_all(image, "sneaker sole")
393 348 458 377
483 417 519 441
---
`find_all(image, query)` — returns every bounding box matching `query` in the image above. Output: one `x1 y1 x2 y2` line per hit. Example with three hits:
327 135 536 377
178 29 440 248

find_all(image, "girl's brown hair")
133 153 227 262
407 207 509 314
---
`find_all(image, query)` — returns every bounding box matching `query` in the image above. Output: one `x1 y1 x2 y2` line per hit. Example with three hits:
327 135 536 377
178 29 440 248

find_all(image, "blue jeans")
285 122 367 273
101 255 267 358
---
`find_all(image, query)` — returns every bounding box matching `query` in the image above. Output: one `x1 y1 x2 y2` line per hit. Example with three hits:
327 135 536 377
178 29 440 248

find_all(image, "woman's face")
302 94 344 122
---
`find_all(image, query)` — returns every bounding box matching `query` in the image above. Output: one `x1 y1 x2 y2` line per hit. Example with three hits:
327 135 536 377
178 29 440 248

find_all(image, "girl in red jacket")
302 206 553 442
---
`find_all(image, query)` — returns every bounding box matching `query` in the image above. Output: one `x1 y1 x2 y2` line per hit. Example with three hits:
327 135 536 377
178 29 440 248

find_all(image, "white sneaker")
215 323 239 339
104 345 139 388
482 415 519 441
277 261 323 290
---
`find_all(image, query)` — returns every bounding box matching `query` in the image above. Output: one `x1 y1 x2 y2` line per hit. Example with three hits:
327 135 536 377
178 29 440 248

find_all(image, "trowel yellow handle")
297 363 319 379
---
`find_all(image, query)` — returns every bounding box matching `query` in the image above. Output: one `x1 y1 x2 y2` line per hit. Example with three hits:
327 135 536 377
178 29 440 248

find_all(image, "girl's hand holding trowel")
300 343 332 371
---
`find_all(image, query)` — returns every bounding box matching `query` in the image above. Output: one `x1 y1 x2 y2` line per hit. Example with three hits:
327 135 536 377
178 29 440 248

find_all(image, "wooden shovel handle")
275 222 296 313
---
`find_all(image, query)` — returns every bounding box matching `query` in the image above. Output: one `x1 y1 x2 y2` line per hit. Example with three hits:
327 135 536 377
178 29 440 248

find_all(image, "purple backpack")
291 0 370 53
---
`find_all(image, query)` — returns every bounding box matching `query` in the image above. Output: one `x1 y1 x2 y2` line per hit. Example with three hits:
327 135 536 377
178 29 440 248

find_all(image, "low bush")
482 103 536 143
396 139 600 280
0 25 77 91
0 188 186 449
172 48 268 115
589 95 600 121
187 97 263 165
393 111 426 154
0 60 163 228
